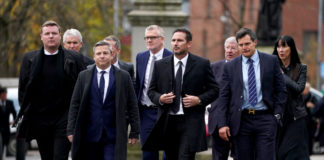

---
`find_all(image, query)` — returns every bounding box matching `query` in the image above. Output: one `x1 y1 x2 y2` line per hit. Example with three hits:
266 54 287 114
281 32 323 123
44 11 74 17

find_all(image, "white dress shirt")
96 66 111 102
169 54 188 115
141 48 164 106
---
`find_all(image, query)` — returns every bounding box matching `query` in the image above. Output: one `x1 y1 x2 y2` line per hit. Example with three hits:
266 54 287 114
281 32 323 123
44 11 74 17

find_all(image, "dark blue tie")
99 71 106 100
172 61 183 113
248 59 257 107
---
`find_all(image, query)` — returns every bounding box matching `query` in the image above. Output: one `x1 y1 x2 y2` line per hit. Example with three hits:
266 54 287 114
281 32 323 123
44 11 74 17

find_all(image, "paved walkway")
4 150 324 160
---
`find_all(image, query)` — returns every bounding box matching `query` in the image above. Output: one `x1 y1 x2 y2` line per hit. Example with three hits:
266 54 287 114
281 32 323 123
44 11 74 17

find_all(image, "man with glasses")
135 25 172 160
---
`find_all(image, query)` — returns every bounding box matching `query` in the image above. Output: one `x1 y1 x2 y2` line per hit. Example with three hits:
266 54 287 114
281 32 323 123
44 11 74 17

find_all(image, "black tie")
172 61 183 113
99 71 106 101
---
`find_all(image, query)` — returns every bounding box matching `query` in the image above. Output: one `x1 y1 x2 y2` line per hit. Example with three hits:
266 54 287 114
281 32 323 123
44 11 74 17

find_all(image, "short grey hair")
63 28 82 43
145 25 164 37
224 36 238 47
104 35 121 50
93 41 112 54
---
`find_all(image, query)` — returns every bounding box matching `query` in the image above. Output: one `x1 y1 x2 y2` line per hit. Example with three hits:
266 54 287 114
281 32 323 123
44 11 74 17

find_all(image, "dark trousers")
233 112 276 160
16 137 27 160
164 115 195 160
211 132 230 160
33 117 71 160
35 132 71 160
85 130 115 160
0 131 3 160
277 117 309 160
139 104 159 160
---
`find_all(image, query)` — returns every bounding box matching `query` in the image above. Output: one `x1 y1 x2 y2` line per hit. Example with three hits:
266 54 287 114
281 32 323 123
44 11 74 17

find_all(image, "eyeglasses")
144 36 161 40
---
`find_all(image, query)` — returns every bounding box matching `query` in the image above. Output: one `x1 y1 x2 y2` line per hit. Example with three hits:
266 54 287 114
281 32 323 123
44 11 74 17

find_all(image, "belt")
242 109 270 115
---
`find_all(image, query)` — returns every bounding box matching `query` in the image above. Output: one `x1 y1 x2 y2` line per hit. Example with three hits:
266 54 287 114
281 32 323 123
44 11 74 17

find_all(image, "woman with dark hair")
273 35 309 159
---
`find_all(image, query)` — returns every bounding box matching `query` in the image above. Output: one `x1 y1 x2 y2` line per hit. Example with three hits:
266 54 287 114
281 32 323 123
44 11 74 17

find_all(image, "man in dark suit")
0 87 16 160
217 28 287 160
135 25 172 160
208 36 240 160
63 28 95 66
104 35 135 85
67 41 140 160
143 28 218 160
17 20 89 160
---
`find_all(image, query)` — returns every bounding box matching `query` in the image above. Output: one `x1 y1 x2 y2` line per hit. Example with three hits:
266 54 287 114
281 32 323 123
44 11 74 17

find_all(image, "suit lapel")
236 56 243 87
104 66 115 104
258 52 265 83
184 53 196 76
113 66 120 109
141 51 150 84
92 67 104 102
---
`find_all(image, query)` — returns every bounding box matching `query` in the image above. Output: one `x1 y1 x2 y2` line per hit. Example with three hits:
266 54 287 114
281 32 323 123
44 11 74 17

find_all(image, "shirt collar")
113 59 119 68
44 49 59 55
174 54 189 68
150 48 164 60
242 50 259 64
96 65 111 74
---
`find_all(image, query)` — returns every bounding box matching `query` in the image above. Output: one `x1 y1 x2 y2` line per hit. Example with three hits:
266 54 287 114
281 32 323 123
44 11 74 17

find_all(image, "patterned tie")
172 61 183 113
147 55 157 87
99 71 106 101
248 58 257 107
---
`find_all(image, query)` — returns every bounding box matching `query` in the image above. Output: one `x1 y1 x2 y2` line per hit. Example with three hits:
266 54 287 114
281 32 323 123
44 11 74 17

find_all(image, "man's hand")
160 92 176 104
306 102 315 108
128 138 138 145
67 135 73 143
182 94 200 107
219 126 231 141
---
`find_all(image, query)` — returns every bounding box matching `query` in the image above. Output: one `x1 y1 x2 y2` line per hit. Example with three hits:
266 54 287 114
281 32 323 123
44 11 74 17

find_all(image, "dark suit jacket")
135 48 173 101
208 60 226 135
118 59 135 85
217 51 287 137
67 65 140 160
0 100 16 144
143 53 218 152
17 45 88 140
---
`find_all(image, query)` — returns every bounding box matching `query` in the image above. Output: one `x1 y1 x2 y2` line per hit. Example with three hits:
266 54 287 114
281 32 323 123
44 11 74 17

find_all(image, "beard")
173 49 187 56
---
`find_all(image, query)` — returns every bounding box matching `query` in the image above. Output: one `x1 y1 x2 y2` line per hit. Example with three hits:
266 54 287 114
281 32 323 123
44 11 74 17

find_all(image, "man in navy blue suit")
135 25 172 160
208 36 239 160
217 28 287 160
67 41 139 160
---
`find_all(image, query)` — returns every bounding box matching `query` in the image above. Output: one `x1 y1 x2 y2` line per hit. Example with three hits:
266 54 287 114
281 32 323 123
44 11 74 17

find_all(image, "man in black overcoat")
143 28 218 160
67 41 139 160
16 20 89 160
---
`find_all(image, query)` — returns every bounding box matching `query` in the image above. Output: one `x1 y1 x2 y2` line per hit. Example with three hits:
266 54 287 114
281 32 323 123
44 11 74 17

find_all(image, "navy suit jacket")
217 51 287 136
135 48 173 102
208 60 226 135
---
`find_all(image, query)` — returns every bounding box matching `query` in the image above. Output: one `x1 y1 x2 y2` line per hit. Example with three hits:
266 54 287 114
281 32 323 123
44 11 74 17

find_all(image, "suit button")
240 96 243 99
